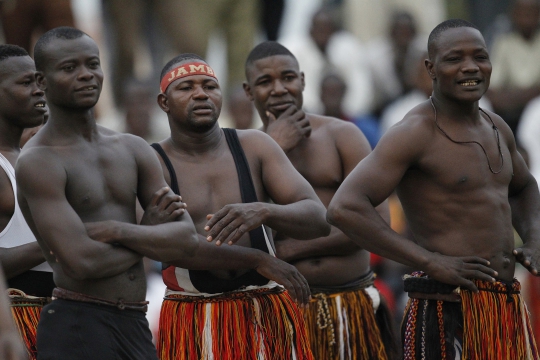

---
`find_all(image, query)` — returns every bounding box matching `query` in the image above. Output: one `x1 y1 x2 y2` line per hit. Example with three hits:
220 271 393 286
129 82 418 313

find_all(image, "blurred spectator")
261 0 285 41
319 72 380 148
227 86 255 130
366 11 425 116
157 0 258 95
283 5 373 117
488 0 540 133
0 0 75 54
101 0 164 107
122 79 155 141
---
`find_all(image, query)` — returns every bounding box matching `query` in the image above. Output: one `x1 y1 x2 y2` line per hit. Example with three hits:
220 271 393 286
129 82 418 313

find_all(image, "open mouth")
459 80 479 87
78 86 97 91
35 102 46 108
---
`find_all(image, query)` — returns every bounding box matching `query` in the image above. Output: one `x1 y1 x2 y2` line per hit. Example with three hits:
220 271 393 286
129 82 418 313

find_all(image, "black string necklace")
430 97 504 174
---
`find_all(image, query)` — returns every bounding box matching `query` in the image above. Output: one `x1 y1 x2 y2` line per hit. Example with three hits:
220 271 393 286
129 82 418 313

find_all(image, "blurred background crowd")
2 0 540 343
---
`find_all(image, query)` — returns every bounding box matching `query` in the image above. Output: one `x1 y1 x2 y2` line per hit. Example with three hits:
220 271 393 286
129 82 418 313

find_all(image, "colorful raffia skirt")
402 272 539 360
303 283 389 360
8 288 50 360
157 285 313 360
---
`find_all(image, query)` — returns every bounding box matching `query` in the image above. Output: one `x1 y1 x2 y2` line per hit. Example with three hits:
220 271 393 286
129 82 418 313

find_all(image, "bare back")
278 115 372 286
16 125 158 301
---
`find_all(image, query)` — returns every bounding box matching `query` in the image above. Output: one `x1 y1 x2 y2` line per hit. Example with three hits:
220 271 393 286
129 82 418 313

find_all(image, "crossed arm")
205 130 330 246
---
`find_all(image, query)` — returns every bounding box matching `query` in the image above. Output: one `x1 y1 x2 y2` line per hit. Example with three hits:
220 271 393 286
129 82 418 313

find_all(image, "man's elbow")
327 203 346 229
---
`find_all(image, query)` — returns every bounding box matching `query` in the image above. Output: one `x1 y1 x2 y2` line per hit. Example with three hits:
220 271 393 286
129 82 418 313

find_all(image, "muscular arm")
503 115 540 274
206 130 329 245
84 136 199 262
327 117 497 291
16 149 142 281
0 243 45 279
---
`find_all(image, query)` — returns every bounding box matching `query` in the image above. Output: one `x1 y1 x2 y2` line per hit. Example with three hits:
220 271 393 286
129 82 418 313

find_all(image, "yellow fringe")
461 279 539 360
303 288 388 360
157 288 314 360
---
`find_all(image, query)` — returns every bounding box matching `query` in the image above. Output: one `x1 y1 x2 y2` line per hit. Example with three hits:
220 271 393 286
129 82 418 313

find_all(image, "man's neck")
431 94 481 125
168 121 223 156
47 104 98 141
0 118 23 155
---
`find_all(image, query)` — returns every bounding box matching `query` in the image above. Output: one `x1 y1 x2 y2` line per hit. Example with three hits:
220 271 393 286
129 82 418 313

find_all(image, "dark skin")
143 59 330 304
16 35 199 303
328 27 540 293
244 54 382 286
0 55 48 279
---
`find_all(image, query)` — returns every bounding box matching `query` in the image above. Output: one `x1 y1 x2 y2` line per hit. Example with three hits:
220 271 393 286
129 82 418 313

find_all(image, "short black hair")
245 41 296 69
160 53 205 82
34 26 88 71
427 19 479 59
0 45 29 63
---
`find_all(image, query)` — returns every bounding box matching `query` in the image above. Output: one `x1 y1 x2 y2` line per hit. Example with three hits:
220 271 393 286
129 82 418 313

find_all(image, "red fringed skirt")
157 286 314 360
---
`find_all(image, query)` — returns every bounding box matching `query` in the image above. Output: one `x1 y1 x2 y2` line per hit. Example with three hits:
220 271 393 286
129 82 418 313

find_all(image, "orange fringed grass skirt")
157 286 314 360
8 289 49 360
402 277 539 360
303 287 388 360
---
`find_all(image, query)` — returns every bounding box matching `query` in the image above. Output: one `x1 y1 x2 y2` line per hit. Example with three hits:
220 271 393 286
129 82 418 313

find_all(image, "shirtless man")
16 27 198 359
143 53 329 359
0 44 52 359
328 19 540 359
243 41 395 360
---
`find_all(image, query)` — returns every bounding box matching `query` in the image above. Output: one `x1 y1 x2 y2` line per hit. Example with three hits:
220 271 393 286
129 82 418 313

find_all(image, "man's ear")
300 71 305 90
425 59 436 80
157 93 169 113
36 72 46 90
242 82 253 101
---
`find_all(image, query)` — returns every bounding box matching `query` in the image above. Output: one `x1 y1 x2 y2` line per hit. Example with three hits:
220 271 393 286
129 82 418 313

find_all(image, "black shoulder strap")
150 143 181 195
222 128 268 252
222 128 258 203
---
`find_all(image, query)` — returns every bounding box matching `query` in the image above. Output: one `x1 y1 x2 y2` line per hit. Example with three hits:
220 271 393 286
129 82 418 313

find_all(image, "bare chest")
287 134 343 191
60 144 138 219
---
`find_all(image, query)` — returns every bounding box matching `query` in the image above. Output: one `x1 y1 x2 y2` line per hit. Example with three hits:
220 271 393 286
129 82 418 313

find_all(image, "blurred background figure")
366 11 425 116
487 0 540 133
0 266 27 360
0 0 75 54
319 72 381 149
283 5 373 118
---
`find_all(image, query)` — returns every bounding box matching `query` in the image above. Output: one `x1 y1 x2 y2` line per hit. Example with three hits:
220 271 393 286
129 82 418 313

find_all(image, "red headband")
160 62 217 93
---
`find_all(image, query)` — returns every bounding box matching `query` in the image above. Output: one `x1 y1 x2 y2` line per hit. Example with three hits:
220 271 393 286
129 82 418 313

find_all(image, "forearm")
61 243 142 281
104 221 199 263
264 200 330 240
168 235 265 270
510 177 540 245
327 197 433 270
277 227 360 262
0 243 47 279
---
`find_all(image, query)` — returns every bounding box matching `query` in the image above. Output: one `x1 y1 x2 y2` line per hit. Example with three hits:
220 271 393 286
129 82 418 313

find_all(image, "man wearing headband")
16 27 200 359
329 19 540 359
150 52 329 360
243 41 397 360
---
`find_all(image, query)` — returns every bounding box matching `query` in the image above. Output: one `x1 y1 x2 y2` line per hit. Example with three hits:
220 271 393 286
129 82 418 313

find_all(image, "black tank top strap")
150 143 180 195
222 128 268 253
151 134 270 293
